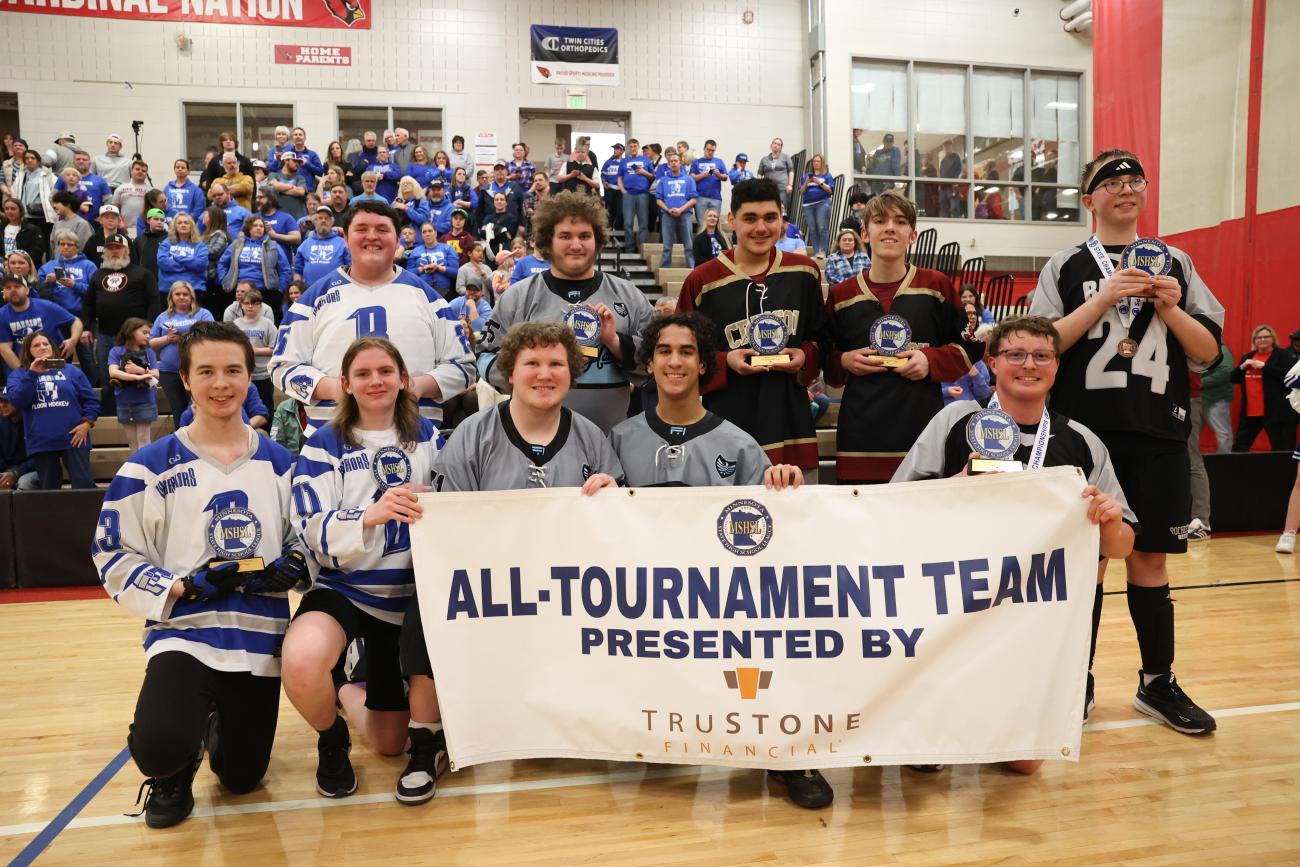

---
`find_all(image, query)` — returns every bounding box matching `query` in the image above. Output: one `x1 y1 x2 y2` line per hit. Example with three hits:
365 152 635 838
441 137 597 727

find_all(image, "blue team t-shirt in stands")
0 299 76 351
107 345 160 407
690 157 728 199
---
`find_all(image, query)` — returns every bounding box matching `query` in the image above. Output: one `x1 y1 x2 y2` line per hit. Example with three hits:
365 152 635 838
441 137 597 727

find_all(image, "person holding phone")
5 329 98 488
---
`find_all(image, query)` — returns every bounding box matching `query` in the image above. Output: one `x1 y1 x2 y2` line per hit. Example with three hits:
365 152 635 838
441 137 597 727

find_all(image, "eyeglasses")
995 349 1058 366
1097 177 1148 195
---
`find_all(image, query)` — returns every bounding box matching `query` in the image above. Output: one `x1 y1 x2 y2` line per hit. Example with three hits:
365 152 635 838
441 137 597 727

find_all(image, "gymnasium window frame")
849 58 1087 225
180 101 296 168
336 106 445 159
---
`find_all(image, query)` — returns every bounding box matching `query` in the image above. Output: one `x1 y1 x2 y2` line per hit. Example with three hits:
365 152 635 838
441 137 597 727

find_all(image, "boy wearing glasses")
823 191 984 482
894 315 1136 772
1029 150 1224 735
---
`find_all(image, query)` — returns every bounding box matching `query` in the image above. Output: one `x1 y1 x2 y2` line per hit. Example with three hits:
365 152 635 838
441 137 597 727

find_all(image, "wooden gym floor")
1 532 1297 865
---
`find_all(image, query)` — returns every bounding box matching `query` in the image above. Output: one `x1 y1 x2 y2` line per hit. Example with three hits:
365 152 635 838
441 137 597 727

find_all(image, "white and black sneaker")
1133 671 1217 735
1187 518 1210 541
396 727 448 805
1277 531 1296 554
130 757 200 829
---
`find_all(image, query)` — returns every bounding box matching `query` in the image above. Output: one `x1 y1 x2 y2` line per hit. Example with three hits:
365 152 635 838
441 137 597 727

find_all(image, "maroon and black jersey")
823 265 981 481
677 249 825 468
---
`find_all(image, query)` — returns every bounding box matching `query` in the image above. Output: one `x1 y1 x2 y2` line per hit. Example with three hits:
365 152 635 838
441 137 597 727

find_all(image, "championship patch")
371 445 412 490
207 505 263 561
717 499 773 556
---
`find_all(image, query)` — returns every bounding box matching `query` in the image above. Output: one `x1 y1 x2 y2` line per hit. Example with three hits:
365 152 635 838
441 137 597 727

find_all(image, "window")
240 104 294 162
849 60 1085 224
338 107 444 161
183 102 294 168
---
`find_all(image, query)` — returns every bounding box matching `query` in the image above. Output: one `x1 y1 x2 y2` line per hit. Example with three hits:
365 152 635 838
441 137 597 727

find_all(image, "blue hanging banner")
530 25 620 86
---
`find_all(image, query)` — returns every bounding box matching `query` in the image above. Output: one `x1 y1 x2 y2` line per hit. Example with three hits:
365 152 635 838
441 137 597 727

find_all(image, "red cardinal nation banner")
3 0 370 29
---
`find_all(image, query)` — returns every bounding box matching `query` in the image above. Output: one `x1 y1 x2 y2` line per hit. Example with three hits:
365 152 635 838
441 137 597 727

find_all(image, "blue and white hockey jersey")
92 427 298 676
292 418 440 624
268 266 476 431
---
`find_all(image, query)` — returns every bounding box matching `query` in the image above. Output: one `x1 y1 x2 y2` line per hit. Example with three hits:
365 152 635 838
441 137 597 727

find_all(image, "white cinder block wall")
2 0 807 174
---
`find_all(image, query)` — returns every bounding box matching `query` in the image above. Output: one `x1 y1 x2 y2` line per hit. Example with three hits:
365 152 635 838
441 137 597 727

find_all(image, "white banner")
412 467 1097 772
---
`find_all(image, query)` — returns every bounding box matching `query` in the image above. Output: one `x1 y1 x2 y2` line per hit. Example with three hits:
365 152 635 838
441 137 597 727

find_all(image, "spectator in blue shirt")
423 180 456 234
266 126 324 191
392 175 430 230
655 152 699 270
349 171 388 206
54 152 111 221
0 388 38 491
148 280 213 426
406 222 460 299
600 143 625 230
203 182 252 235
368 146 401 201
0 270 80 374
217 215 290 318
6 330 99 489
293 206 351 287
798 154 835 257
729 153 754 185
255 186 301 260
447 168 478 227
162 158 206 222
36 231 96 316
824 228 871 285
618 139 654 253
155 213 209 303
447 282 492 331
774 213 807 255
689 139 729 226
510 246 548 283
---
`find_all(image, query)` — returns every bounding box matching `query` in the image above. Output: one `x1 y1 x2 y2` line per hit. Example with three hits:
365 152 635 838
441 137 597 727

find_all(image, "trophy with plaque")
965 408 1023 474
868 314 913 368
746 313 791 367
562 304 603 358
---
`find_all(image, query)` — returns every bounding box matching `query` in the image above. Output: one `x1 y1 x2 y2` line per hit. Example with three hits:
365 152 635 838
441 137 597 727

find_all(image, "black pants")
129 651 280 793
1233 413 1297 453
32 447 94 489
252 378 275 420
604 189 624 230
159 371 188 428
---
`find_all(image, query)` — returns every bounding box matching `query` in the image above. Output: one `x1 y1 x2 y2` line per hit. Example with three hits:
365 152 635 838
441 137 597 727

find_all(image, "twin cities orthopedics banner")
529 24 619 86
412 467 1098 772
4 0 370 29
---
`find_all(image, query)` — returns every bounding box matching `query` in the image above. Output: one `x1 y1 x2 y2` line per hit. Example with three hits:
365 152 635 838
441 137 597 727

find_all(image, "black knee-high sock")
1089 583 1104 670
1126 583 1174 675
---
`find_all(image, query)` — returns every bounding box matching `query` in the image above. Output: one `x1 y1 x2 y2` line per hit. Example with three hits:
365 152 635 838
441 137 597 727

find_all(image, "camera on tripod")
131 120 143 134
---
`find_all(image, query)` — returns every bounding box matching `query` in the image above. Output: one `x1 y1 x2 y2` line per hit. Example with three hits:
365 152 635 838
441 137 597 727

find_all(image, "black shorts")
1100 435 1189 555
295 587 409 712
398 591 434 679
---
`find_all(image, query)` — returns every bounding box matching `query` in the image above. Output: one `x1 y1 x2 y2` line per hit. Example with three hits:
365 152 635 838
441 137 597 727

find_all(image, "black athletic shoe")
907 764 946 773
316 718 358 798
1133 671 1217 735
767 769 833 809
1084 671 1096 722
395 727 449 805
130 758 200 829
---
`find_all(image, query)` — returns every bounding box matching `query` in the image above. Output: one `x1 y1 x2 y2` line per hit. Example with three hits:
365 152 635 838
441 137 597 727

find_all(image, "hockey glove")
243 550 311 594
180 560 246 602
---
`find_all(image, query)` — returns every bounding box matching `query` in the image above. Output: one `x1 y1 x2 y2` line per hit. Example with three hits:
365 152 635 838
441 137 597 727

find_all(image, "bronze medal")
1117 337 1138 358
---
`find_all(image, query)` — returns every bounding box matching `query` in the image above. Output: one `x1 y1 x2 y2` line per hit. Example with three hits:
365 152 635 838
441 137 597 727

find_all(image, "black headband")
1085 157 1145 195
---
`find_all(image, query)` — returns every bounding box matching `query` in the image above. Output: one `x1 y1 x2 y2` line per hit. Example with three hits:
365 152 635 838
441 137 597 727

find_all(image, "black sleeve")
80 276 99 329
1229 352 1250 385
692 233 710 263
143 271 160 320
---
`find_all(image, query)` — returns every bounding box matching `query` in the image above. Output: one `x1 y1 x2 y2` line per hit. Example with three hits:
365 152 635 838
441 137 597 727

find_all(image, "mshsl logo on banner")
412 467 1098 772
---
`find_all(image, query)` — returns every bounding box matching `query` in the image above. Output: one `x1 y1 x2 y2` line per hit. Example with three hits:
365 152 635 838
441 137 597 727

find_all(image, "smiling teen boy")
92 321 308 829
675 178 825 473
1029 149 1224 734
822 191 982 484
894 315 1136 745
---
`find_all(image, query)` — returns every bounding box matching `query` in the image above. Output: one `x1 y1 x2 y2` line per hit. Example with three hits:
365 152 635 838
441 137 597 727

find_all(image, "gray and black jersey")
1029 242 1224 444
432 401 625 492
475 269 656 433
892 398 1138 526
610 410 771 487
